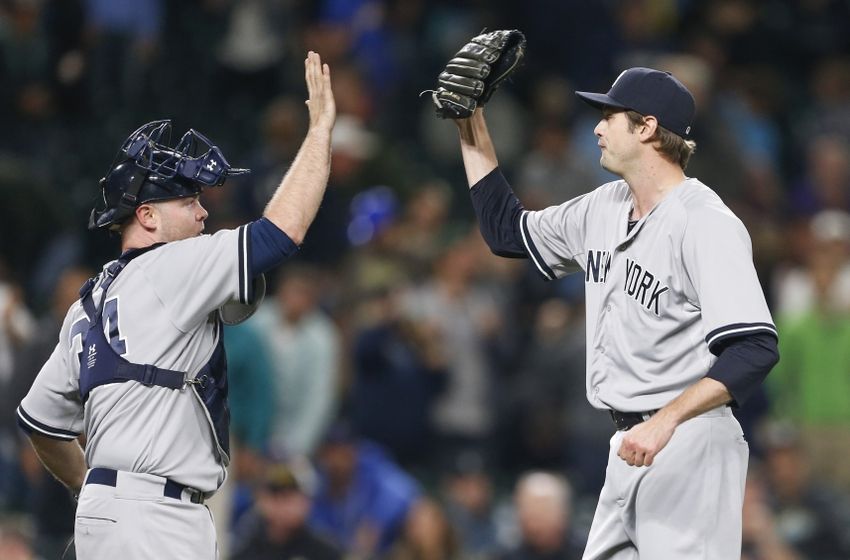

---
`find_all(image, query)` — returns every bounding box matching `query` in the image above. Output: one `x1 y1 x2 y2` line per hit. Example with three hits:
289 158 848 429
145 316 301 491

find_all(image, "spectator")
0 268 36 401
350 283 446 466
212 0 296 149
402 237 504 460
317 0 397 96
250 266 342 460
758 422 850 559
795 57 850 149
501 297 610 493
769 211 850 490
788 134 850 218
224 316 275 457
774 209 850 317
237 96 309 221
83 0 164 121
10 266 90 559
221 317 276 534
741 465 801 560
0 0 54 154
439 449 501 559
0 264 37 511
516 118 598 210
299 112 382 265
390 180 458 277
385 498 461 560
499 471 583 560
231 462 341 560
309 422 421 557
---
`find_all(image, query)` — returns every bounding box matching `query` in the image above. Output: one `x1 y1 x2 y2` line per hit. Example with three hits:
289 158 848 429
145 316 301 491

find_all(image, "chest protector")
77 245 231 461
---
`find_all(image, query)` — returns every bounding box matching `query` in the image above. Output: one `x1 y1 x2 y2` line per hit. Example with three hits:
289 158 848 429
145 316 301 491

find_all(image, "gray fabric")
522 178 777 412
582 408 748 559
75 469 217 559
18 226 261 492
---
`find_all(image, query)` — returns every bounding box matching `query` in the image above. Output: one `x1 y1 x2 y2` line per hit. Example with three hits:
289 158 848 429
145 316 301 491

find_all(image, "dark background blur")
2 1 850 559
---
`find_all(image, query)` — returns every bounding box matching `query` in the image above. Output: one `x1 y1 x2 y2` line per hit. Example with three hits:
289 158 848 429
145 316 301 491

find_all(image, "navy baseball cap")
575 67 695 137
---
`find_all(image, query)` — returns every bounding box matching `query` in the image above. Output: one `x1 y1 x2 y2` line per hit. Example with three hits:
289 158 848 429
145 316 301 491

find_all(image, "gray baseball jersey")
519 177 777 412
17 226 260 493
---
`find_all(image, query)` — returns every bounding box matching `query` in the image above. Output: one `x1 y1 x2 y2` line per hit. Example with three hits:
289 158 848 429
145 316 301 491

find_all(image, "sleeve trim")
704 332 779 406
706 322 778 348
520 212 557 281
17 406 80 440
238 225 251 304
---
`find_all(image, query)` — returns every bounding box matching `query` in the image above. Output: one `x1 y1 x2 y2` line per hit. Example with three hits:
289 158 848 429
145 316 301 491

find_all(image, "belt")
609 409 658 431
85 467 207 505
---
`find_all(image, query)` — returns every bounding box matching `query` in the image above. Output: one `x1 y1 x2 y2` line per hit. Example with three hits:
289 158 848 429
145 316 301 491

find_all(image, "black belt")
85 467 206 504
609 409 658 431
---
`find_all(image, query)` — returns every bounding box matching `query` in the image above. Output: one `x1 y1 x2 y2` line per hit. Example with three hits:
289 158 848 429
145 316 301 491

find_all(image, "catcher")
16 52 335 558
430 30 778 559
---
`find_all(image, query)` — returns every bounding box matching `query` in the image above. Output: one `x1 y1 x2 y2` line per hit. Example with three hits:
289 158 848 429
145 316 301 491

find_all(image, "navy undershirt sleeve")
705 332 779 407
249 217 299 276
469 168 528 258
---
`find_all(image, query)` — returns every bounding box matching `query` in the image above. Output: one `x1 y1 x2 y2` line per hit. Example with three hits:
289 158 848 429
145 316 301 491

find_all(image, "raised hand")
304 51 336 132
428 29 526 119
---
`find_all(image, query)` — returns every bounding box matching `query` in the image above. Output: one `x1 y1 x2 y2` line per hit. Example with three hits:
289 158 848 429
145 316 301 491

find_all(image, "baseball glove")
428 29 526 119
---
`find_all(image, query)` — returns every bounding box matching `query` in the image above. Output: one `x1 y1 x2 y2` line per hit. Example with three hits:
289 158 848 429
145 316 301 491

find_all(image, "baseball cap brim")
575 91 628 111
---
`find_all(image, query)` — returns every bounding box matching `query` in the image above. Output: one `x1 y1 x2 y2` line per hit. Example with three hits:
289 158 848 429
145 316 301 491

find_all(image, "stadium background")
2 0 850 558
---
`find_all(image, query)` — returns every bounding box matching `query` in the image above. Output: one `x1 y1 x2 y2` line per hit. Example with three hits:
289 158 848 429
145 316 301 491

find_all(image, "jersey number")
71 298 127 359
104 298 127 355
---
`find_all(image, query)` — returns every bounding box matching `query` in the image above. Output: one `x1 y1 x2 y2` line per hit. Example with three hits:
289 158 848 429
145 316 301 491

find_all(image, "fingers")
617 439 653 467
617 445 637 466
304 52 334 104
302 51 336 129
322 63 333 98
320 62 334 101
305 51 321 99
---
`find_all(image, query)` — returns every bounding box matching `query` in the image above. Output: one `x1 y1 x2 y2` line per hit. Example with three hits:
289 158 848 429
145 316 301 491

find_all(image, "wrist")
306 126 332 140
455 116 473 137
652 406 684 429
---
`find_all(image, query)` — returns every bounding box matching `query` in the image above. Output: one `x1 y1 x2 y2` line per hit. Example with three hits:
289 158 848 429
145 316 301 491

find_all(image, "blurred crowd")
3 0 850 558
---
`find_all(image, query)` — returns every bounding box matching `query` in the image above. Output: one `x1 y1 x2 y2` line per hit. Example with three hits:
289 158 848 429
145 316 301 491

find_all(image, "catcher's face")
154 195 208 242
594 108 641 176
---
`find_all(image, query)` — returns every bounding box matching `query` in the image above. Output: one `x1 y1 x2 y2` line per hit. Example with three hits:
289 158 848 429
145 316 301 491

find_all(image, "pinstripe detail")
706 322 778 348
17 406 79 440
520 212 556 281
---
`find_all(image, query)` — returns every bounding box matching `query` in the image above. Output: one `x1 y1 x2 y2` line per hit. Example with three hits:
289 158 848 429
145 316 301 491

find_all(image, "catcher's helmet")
89 120 249 230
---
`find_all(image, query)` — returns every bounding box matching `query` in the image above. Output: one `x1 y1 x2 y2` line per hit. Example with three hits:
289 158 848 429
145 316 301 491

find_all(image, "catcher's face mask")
90 120 249 230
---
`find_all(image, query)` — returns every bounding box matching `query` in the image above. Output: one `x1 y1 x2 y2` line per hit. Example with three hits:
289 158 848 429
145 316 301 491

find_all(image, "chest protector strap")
78 245 187 402
187 321 231 460
77 244 231 461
